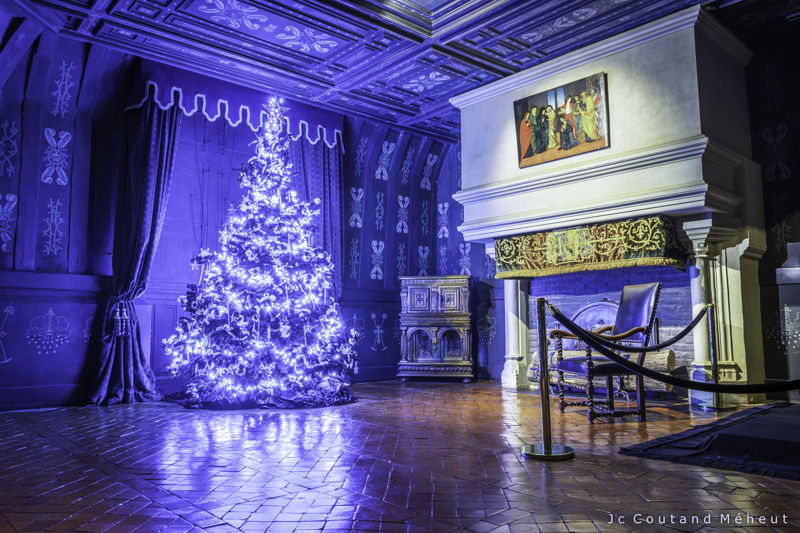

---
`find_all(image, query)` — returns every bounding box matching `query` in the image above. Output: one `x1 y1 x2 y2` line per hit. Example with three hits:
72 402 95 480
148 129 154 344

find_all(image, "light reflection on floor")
0 381 798 532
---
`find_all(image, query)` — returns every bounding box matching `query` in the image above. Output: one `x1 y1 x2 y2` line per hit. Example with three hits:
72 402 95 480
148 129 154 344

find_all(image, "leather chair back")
612 282 661 347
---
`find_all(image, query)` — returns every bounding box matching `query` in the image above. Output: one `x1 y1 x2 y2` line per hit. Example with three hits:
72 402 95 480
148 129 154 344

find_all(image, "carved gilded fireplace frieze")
494 215 686 278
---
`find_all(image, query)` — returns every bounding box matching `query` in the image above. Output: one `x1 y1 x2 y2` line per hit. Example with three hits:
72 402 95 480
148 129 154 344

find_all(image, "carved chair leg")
557 370 566 412
606 376 614 412
556 337 566 413
616 376 630 402
637 375 646 422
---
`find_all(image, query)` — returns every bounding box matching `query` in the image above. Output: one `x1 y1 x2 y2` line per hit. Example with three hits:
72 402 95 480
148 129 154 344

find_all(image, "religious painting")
513 72 609 169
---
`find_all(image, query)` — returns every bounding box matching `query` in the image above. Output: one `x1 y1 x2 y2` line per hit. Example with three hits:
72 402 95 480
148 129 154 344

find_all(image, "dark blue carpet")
620 401 800 480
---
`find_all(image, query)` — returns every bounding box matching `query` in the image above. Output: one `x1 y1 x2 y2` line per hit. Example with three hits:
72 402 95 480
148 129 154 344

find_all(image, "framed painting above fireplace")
513 72 609 168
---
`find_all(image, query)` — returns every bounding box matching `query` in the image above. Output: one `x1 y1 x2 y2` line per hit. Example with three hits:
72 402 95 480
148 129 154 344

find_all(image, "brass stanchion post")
521 298 575 460
698 304 735 411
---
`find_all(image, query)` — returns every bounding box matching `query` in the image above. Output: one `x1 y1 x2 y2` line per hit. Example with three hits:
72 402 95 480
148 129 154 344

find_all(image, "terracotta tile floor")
1 381 799 533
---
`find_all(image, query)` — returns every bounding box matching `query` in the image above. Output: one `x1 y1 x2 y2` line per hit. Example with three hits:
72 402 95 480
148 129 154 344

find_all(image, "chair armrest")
594 326 646 341
549 329 578 340
549 324 612 339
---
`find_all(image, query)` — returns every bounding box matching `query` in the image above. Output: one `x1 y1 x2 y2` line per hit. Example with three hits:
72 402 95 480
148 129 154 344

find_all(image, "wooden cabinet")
398 276 474 382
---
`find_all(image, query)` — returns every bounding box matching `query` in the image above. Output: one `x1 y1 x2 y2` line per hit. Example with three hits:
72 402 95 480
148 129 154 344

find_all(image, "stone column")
682 219 739 404
688 241 711 373
501 279 530 390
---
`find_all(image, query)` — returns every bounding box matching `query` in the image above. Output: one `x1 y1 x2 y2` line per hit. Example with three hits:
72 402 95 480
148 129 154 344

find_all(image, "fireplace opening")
528 265 692 398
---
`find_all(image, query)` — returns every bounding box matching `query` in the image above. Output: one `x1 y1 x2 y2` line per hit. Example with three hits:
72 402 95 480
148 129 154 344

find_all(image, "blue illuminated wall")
0 30 133 408
0 21 519 410
340 118 500 382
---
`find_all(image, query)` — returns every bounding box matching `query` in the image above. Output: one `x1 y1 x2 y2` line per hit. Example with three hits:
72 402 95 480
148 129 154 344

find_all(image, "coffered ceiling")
8 0 750 141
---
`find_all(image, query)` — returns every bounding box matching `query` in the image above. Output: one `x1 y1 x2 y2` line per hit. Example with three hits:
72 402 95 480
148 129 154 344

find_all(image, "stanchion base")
696 402 737 411
521 444 575 461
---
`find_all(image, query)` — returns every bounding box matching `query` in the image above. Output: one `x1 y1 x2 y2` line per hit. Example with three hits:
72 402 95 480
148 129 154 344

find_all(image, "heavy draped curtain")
88 90 181 405
288 137 344 300
89 77 343 405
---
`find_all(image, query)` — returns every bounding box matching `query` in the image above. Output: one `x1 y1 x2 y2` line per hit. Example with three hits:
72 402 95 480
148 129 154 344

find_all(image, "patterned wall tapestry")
0 30 503 397
0 28 131 407
0 31 124 274
341 118 495 381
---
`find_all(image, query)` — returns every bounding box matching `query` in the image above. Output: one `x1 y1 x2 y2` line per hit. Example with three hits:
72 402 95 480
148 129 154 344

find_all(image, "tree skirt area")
164 386 357 410
620 401 800 480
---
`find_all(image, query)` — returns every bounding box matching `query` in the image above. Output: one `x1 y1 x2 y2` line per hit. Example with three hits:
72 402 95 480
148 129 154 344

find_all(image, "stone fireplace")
451 6 766 404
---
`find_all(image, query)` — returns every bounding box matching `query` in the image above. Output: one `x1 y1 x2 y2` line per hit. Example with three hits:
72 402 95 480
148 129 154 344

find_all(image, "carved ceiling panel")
12 0 756 141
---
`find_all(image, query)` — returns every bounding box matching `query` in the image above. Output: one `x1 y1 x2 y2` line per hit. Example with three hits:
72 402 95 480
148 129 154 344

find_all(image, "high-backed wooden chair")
552 282 661 423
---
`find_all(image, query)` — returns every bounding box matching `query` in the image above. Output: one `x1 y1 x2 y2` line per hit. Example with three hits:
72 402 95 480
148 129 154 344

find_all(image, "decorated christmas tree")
164 98 358 409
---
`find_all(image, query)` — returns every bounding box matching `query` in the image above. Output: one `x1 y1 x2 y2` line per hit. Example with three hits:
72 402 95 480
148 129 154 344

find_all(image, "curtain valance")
126 60 343 149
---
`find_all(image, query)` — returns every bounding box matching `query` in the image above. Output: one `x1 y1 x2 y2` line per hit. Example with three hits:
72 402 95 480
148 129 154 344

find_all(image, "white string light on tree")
164 97 359 409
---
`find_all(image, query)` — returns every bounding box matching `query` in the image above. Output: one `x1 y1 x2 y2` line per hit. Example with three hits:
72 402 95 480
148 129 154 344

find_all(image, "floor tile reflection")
1 382 798 532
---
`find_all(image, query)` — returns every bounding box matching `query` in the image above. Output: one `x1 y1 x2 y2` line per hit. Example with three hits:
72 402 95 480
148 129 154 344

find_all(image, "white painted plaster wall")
453 8 754 244
461 27 700 192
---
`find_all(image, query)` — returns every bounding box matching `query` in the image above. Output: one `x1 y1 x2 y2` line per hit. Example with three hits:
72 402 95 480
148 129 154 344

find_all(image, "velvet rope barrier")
547 302 800 394
583 306 708 353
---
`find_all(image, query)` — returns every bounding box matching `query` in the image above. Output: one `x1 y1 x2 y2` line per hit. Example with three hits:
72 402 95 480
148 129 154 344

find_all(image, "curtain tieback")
113 302 131 338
